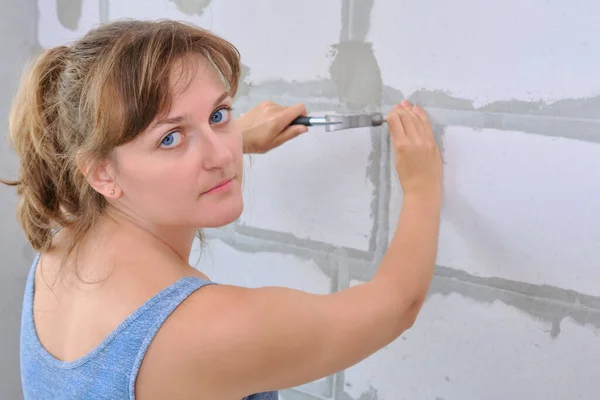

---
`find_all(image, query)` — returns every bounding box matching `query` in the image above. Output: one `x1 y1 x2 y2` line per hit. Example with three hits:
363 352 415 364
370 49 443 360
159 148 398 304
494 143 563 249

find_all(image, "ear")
76 152 121 198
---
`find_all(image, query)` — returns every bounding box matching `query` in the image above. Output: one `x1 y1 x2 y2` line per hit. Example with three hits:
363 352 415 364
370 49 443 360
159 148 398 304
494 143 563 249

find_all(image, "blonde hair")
1 19 241 254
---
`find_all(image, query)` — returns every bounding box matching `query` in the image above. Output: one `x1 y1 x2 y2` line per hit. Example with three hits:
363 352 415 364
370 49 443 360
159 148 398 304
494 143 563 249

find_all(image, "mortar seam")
432 273 600 313
203 230 600 312
235 89 600 124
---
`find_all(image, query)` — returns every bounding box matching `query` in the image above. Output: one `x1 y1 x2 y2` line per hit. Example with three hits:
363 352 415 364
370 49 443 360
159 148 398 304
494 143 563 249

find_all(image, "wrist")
402 189 442 210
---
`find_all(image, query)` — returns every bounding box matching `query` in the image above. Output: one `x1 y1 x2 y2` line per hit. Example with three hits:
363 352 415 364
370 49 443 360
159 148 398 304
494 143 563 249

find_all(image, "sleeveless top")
20 253 278 399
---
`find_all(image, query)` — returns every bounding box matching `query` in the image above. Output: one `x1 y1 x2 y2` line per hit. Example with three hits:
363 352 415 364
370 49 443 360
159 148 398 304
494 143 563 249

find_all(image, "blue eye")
160 131 183 148
210 108 231 124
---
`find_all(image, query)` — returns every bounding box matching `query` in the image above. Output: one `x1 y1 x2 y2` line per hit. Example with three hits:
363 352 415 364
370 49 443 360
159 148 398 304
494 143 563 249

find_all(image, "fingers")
412 104 430 126
388 101 421 145
271 103 308 148
400 100 424 140
277 103 308 129
273 124 309 148
386 109 406 148
389 101 433 140
412 104 434 142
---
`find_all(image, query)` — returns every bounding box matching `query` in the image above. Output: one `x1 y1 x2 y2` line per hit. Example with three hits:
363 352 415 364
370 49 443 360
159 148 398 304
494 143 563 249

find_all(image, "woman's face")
110 56 244 231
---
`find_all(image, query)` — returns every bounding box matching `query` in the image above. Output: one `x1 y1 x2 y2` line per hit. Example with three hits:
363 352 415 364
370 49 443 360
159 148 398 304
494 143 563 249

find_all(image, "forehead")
169 54 227 106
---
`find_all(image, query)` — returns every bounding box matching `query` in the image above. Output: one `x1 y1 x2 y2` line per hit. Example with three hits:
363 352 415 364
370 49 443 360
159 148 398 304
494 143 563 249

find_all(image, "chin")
196 196 244 228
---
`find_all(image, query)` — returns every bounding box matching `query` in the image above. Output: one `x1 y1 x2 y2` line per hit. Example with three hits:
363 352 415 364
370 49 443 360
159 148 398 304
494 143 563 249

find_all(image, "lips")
202 178 234 195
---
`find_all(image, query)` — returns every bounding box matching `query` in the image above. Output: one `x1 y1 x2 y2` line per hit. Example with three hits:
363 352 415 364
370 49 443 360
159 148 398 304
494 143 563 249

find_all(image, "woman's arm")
200 189 441 395
144 101 442 399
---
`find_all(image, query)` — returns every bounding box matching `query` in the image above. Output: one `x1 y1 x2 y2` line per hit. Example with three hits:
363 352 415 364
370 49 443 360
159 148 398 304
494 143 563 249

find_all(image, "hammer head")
324 112 386 132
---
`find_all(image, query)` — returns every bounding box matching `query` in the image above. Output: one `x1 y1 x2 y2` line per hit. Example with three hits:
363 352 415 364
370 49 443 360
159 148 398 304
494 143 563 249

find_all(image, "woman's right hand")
387 100 442 199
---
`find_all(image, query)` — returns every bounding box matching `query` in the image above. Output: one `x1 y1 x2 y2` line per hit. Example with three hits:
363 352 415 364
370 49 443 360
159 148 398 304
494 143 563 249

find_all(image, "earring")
110 189 115 195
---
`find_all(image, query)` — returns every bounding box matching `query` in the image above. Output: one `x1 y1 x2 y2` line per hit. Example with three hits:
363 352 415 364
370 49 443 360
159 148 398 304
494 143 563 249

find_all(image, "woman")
4 19 442 399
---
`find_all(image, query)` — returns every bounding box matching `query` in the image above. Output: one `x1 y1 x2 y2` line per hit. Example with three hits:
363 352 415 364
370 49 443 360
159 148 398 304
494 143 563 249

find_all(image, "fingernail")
401 100 411 107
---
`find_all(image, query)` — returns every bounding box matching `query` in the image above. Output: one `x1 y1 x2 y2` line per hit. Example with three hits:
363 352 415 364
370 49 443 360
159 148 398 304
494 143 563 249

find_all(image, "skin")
33 55 443 399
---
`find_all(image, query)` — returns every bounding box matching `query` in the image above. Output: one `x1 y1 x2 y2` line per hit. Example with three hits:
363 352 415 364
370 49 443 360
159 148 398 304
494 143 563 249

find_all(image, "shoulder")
133 280 399 399
133 283 259 398
139 283 261 358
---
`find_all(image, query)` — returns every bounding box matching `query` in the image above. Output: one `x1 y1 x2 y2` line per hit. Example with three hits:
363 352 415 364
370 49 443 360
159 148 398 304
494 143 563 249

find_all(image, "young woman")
4 19 442 399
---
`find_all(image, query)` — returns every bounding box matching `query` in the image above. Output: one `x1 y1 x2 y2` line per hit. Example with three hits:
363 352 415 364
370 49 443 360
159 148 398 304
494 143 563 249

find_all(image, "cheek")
117 154 198 197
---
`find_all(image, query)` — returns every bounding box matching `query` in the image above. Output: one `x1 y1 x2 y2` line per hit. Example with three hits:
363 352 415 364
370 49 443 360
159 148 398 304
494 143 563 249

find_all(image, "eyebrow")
213 91 231 108
151 91 232 130
152 115 186 130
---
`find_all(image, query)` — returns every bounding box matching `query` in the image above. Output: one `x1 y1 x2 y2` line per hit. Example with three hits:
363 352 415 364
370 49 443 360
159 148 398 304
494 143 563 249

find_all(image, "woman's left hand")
239 101 308 154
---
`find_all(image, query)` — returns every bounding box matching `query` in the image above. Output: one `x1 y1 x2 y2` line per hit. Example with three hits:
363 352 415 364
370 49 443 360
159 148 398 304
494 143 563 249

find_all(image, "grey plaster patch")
384 87 476 110
235 82 600 143
366 127 384 254
499 112 600 144
56 0 82 31
205 229 337 285
232 225 372 262
382 85 406 105
335 377 381 400
355 387 380 400
409 89 477 111
341 0 375 42
335 371 352 399
170 0 212 16
389 89 600 122
285 374 335 399
330 41 383 112
388 106 600 145
334 0 380 111
480 95 600 120
99 0 109 22
430 267 600 333
232 79 341 113
204 226 600 334
551 318 562 338
234 64 251 100
232 77 598 129
204 226 375 286
240 79 339 104
434 265 600 311
370 125 391 260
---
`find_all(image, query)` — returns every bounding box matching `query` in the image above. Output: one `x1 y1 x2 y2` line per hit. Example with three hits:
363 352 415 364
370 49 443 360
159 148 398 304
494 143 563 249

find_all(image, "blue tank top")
20 253 278 399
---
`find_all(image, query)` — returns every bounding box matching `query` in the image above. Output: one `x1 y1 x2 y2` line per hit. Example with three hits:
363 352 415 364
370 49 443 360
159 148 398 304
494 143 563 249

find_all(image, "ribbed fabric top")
20 253 278 399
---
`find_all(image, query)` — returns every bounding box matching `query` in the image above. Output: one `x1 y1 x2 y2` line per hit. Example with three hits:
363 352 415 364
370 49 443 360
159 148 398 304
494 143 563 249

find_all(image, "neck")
101 209 197 263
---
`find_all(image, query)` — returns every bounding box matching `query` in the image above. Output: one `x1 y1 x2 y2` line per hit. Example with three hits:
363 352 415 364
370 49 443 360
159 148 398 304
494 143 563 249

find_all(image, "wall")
0 0 39 397
29 0 600 399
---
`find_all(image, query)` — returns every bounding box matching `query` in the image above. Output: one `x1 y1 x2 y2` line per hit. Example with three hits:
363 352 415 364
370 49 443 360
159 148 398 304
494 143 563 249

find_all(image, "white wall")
35 1 600 399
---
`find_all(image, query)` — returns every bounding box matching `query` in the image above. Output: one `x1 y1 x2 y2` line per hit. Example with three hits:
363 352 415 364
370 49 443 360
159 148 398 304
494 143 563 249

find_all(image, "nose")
201 128 234 170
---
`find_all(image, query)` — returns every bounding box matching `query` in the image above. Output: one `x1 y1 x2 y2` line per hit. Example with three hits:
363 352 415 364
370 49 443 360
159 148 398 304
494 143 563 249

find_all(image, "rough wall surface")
33 0 600 399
